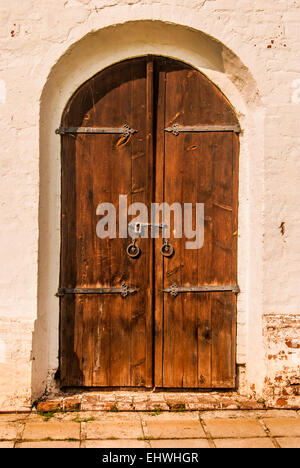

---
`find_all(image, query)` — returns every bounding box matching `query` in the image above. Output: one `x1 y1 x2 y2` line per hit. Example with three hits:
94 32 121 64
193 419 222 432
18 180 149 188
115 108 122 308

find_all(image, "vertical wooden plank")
60 295 84 387
162 65 203 388
107 61 135 386
61 58 151 388
82 295 95 386
60 134 76 289
144 56 154 387
154 58 166 387
211 293 235 387
158 60 239 389
167 63 200 388
127 59 152 386
210 131 236 386
231 131 239 385
196 134 213 388
197 293 212 388
160 61 181 387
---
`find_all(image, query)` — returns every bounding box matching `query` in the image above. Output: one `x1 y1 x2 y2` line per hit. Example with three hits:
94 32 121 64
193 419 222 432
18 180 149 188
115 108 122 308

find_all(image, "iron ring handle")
160 240 174 258
126 239 141 259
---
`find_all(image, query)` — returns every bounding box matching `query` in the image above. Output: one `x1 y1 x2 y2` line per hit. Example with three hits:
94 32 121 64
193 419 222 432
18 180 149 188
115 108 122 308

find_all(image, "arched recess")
34 20 265 400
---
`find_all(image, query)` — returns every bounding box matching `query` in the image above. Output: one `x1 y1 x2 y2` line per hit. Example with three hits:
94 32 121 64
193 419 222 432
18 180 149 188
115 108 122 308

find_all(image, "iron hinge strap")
164 124 241 136
57 283 137 299
163 284 240 297
55 124 138 137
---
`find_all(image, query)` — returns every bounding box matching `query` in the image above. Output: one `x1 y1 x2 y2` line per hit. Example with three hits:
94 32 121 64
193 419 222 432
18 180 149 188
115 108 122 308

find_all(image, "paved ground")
0 410 300 448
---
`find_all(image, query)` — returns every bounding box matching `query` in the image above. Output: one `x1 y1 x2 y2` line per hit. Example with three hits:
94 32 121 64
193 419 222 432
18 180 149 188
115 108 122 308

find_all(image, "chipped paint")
286 340 300 349
263 315 300 406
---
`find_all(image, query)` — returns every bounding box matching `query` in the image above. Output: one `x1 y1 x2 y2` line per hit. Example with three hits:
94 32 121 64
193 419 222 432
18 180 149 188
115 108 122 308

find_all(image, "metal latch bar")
163 284 240 297
164 124 241 136
128 222 168 237
57 283 137 299
55 124 138 137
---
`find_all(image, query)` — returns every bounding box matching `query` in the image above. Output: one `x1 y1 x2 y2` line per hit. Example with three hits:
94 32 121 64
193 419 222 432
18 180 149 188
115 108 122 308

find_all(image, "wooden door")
59 58 154 387
59 57 239 389
154 59 239 388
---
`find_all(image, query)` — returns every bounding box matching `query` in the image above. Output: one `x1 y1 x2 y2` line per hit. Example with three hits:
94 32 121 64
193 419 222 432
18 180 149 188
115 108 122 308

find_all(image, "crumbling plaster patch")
263 315 300 408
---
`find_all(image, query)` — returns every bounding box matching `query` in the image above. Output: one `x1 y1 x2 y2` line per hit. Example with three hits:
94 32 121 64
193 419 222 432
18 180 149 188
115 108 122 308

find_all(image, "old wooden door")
59 57 240 389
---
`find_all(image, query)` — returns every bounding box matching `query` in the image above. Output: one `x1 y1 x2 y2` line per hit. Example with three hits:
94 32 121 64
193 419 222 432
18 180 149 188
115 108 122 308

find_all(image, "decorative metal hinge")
164 124 241 136
57 283 137 299
163 284 240 298
55 124 138 137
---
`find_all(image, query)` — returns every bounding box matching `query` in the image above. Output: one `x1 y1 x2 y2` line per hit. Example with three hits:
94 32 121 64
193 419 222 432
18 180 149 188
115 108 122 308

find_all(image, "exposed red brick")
133 395 148 411
83 402 116 411
285 340 300 349
182 396 202 410
115 395 134 411
34 390 300 412
146 401 169 411
80 393 117 411
238 400 265 410
290 377 300 385
115 402 134 411
168 402 187 411
276 398 288 407
63 397 81 411
217 397 240 410
196 396 220 410
134 403 148 411
37 400 62 413
186 402 200 410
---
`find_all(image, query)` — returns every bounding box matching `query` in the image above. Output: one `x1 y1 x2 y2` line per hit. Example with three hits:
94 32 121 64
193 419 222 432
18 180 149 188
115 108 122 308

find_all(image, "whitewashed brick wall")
0 0 299 409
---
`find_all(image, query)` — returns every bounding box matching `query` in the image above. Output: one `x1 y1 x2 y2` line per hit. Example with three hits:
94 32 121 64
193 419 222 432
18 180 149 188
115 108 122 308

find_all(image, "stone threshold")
36 391 273 413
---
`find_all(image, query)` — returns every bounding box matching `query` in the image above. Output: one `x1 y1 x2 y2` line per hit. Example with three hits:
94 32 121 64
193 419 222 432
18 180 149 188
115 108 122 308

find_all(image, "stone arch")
34 20 265 401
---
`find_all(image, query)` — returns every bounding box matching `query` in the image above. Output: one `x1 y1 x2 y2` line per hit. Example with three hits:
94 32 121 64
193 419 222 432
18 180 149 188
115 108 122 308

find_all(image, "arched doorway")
58 56 240 389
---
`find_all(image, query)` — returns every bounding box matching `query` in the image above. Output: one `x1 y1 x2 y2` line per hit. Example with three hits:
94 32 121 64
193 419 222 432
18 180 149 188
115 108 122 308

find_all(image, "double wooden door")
59 56 239 389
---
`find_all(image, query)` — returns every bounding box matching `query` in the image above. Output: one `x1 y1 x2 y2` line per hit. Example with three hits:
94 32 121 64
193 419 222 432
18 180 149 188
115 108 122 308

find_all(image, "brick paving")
0 410 299 448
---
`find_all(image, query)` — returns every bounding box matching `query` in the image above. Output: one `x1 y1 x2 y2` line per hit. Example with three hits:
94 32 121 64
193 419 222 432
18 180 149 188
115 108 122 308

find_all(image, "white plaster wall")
0 0 299 409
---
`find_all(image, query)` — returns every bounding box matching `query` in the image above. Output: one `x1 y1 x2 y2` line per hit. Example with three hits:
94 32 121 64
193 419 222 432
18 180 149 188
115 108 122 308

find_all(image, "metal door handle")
126 239 141 258
129 222 167 237
160 239 174 257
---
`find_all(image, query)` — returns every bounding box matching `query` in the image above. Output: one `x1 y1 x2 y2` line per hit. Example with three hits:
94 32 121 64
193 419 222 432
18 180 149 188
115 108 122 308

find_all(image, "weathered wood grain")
60 57 239 389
